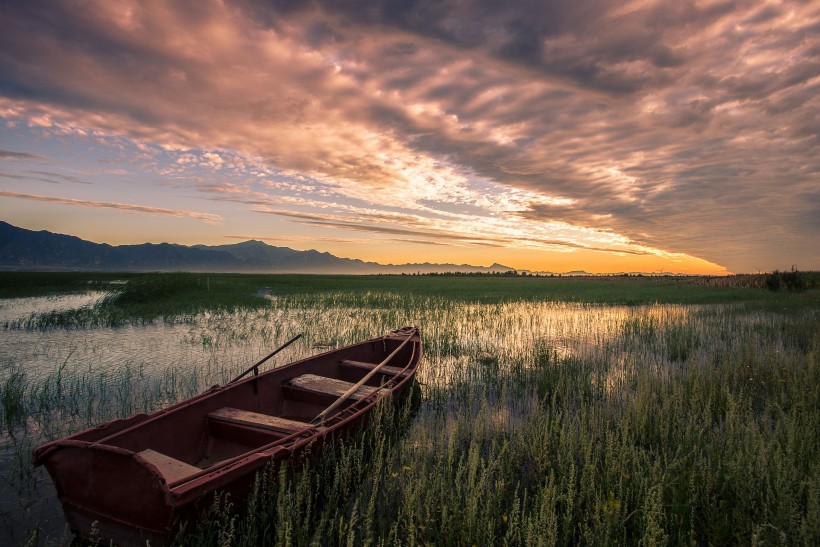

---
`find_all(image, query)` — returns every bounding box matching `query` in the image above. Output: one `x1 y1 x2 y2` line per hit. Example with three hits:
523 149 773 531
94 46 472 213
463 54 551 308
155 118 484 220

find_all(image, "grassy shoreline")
1 273 817 545
174 299 819 546
3 272 818 330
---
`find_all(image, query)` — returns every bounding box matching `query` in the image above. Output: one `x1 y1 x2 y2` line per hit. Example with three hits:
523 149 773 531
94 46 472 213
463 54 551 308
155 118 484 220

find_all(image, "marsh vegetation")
0 273 817 545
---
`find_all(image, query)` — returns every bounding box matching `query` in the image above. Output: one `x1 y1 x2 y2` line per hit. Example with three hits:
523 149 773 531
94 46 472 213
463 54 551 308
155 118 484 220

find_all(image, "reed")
0 278 817 545
7 272 816 330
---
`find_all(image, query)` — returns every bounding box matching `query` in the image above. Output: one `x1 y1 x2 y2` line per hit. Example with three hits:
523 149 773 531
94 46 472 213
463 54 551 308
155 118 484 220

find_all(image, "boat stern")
35 441 181 545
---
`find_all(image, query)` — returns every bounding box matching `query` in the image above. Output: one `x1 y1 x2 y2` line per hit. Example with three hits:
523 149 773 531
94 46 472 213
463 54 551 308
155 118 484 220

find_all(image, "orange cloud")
0 191 222 223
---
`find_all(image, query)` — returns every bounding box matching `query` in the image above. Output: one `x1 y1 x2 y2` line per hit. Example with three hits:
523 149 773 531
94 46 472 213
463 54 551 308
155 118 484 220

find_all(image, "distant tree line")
765 266 813 292
395 271 531 277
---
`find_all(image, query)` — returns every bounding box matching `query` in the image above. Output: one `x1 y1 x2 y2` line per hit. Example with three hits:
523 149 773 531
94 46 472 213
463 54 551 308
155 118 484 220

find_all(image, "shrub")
765 270 781 291
782 267 807 292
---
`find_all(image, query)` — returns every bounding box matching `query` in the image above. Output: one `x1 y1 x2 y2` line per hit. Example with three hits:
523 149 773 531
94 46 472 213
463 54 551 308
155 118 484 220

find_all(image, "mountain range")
0 221 518 274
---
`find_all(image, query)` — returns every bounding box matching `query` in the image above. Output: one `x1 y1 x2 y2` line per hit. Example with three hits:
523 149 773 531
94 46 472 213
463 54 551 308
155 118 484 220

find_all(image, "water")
0 294 710 544
0 293 106 325
0 300 304 544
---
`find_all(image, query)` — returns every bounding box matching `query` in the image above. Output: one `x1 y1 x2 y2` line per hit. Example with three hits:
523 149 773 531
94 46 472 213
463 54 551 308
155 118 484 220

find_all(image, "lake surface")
0 293 708 544
0 292 106 325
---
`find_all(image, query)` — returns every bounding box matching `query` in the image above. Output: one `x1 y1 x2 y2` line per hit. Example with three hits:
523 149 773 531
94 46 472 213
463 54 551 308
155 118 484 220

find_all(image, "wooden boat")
32 326 421 546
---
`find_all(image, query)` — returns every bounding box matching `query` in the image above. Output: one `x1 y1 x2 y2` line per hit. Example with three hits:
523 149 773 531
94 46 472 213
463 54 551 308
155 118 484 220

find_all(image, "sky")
1 0 818 274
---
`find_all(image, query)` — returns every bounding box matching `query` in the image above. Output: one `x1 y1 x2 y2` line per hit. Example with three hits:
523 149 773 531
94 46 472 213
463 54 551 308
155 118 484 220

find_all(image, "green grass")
254 274 774 305
1 273 818 545
173 303 819 546
4 272 818 329
0 271 786 305
0 271 135 298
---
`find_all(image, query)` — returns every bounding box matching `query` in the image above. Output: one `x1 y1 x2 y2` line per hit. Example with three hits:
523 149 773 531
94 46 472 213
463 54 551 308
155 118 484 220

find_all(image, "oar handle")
229 334 302 384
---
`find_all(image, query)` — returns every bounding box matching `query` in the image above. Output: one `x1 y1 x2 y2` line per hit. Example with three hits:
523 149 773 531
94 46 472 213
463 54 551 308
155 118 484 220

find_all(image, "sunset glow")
2 1 819 273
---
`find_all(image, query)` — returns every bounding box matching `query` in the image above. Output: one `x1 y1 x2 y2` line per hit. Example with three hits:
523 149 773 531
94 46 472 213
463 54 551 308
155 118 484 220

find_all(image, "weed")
0 276 817 544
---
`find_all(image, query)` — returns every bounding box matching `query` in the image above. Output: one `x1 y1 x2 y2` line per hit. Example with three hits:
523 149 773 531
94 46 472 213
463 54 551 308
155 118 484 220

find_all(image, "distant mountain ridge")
0 221 517 274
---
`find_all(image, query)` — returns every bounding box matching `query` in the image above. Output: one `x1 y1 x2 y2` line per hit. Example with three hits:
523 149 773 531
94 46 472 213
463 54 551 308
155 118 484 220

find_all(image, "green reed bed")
3 273 274 329
5 272 810 330
174 301 819 546
0 272 135 299
0 278 817 545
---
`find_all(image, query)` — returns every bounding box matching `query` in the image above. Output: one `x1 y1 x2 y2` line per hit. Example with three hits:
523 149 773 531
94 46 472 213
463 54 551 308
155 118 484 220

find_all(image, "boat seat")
339 359 409 378
284 374 388 402
207 407 323 434
138 449 200 484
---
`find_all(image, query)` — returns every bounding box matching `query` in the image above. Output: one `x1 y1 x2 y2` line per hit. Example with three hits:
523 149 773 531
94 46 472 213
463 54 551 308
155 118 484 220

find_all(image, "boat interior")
67 335 418 486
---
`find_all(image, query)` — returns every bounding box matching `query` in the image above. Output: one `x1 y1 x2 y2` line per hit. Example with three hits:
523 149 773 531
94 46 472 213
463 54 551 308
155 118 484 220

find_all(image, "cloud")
254 208 496 242
388 238 454 247
255 206 672 256
0 0 818 270
26 170 90 184
0 169 91 185
197 175 667 258
0 149 43 160
0 190 222 223
222 234 363 245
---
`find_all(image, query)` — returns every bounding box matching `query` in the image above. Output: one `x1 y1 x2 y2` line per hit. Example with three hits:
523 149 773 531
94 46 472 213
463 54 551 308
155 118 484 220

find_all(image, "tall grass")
172 300 819 545
0 282 817 545
0 272 133 299
7 272 814 330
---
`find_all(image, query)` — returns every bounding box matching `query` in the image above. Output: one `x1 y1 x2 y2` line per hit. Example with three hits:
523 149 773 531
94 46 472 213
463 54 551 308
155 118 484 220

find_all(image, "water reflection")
0 293 106 325
0 295 706 544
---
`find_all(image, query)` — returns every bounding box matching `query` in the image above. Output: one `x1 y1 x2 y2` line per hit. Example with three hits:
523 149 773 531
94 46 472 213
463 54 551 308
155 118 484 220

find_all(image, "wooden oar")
312 327 417 423
229 334 302 384
90 334 303 448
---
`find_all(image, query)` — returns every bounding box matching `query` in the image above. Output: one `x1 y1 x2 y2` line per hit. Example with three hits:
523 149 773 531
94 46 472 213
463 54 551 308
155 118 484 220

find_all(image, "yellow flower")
603 492 621 516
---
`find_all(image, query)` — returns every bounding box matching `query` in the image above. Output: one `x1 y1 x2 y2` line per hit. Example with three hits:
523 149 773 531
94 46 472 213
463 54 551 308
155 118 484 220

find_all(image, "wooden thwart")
138 449 200 484
339 359 409 378
313 327 417 423
208 407 319 434
287 374 387 401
